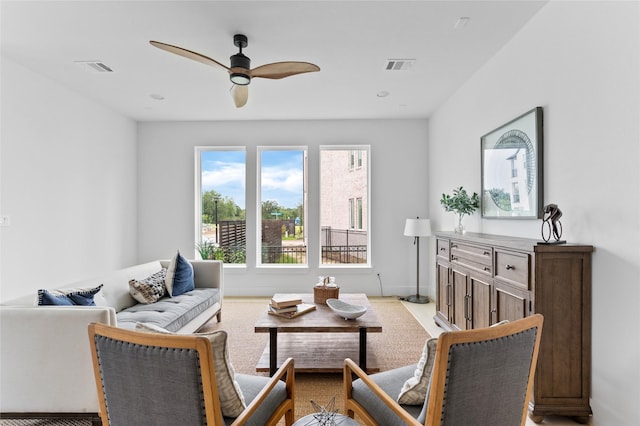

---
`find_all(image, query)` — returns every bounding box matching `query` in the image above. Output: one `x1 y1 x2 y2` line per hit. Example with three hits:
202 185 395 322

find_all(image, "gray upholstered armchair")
88 323 295 426
344 314 543 426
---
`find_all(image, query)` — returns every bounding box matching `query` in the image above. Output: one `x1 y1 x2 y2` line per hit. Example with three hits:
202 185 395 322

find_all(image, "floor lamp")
404 217 432 304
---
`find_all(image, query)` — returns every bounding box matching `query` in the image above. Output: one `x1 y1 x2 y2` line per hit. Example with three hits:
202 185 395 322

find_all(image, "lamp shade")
404 218 432 237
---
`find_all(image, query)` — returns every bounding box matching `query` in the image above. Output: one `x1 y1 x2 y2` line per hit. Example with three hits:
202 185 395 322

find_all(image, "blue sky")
201 149 304 209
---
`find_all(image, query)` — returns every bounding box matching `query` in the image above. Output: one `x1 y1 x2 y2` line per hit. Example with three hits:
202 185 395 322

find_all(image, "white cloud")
261 166 303 193
202 161 245 188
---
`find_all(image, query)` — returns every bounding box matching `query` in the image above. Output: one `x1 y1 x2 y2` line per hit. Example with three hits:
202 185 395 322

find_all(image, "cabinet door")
435 261 450 325
470 274 492 328
494 280 530 322
450 267 469 330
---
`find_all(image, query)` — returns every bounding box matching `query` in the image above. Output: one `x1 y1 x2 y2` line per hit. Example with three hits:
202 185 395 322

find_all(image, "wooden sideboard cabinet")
434 231 593 423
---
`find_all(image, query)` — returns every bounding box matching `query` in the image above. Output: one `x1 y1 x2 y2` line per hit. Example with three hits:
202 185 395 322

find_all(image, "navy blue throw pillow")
165 251 195 297
37 284 103 306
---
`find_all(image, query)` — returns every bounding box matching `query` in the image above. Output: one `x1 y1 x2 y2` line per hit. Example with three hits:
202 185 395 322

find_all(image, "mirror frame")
481 107 543 219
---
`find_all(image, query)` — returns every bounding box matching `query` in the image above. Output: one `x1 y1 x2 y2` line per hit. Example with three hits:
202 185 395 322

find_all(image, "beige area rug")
0 297 429 426
199 296 431 422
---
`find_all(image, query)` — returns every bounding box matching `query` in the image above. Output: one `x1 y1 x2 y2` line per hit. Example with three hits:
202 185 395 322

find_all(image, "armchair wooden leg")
285 408 294 426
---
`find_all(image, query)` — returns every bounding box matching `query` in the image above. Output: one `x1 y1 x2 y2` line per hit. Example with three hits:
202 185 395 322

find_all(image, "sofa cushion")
397 337 438 405
226 374 288 425
135 324 246 418
165 251 195 297
129 269 167 304
116 288 219 332
352 364 423 426
37 284 104 306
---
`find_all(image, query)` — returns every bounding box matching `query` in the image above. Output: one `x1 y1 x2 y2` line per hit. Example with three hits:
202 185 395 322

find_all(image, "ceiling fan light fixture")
230 72 251 85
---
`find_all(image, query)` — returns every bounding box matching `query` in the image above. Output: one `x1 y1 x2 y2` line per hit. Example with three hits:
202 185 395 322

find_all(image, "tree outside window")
258 147 307 266
197 148 246 264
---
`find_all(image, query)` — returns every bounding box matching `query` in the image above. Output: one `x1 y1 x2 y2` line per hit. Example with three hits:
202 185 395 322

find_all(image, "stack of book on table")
268 295 316 319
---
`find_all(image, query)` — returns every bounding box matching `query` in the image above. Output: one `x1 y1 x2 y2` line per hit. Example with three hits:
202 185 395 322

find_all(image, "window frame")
195 146 247 266
256 145 308 268
319 145 371 268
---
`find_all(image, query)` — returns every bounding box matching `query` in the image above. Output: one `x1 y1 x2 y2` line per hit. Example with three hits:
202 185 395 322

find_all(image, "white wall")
0 58 138 302
137 119 429 297
428 2 639 424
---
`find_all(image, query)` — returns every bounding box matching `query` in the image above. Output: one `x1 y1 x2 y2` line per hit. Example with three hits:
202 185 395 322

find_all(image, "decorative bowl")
326 298 367 320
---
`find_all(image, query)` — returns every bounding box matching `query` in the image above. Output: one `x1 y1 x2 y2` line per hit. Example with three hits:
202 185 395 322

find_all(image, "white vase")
454 214 465 234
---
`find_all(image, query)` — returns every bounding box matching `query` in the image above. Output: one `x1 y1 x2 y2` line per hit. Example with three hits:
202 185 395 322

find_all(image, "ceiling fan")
150 34 320 108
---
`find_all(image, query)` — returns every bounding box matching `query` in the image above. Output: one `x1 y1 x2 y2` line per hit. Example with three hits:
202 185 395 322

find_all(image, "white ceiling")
1 1 548 122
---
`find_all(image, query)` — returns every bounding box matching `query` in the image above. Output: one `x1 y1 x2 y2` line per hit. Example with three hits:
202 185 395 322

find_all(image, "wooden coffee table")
254 293 382 375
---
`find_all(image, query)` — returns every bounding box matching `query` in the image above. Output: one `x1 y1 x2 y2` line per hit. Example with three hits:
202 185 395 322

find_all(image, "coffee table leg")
269 328 278 376
359 327 367 371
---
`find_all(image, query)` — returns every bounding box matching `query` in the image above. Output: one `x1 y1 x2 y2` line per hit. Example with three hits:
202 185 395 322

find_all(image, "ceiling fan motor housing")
230 53 250 70
230 34 251 85
230 53 251 85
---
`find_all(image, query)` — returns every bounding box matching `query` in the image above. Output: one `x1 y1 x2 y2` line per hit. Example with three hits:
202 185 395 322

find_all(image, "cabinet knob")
440 247 446 251
483 251 490 256
505 264 515 270
484 267 491 272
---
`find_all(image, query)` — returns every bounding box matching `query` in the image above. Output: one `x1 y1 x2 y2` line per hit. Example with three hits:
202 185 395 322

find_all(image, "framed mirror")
481 107 543 219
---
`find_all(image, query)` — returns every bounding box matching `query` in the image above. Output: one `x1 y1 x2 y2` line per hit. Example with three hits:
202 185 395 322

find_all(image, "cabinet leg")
573 416 590 424
528 413 544 424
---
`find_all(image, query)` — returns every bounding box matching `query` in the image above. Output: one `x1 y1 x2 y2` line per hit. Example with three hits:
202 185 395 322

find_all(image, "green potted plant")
440 186 480 233
196 240 222 260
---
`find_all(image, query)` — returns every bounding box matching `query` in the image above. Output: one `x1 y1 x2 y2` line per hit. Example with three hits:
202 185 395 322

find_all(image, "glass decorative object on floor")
308 397 339 425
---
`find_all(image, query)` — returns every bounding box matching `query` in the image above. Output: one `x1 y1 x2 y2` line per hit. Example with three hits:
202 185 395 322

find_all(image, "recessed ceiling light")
377 91 390 98
74 61 114 73
455 17 470 29
384 60 415 71
150 94 165 101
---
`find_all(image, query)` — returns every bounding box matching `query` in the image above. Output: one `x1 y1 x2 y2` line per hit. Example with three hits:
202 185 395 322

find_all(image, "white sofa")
0 259 223 423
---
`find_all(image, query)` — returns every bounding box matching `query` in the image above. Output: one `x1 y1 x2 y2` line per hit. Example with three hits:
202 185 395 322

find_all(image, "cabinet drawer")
437 239 450 259
450 242 492 273
495 250 530 289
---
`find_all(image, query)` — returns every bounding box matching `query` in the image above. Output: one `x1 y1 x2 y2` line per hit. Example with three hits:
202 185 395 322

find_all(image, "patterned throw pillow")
37 284 104 306
129 269 167 304
165 250 195 297
135 323 246 418
397 337 438 405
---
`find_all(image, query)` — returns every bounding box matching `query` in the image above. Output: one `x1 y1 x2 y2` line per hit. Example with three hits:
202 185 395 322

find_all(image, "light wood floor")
400 299 593 426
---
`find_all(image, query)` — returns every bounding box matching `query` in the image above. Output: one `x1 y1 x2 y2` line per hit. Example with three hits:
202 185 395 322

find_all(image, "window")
258 147 307 266
320 146 370 266
349 198 355 229
512 182 521 203
348 149 363 170
196 147 246 264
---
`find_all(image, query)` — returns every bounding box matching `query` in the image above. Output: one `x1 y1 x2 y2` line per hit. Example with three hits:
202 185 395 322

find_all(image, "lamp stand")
406 235 429 304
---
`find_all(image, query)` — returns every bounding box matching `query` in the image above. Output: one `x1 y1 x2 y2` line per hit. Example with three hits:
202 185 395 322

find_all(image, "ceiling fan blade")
231 84 249 108
149 40 230 71
250 61 320 80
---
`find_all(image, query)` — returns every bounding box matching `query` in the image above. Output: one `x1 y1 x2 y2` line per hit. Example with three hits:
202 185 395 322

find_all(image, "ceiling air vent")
385 59 415 71
75 61 114 73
